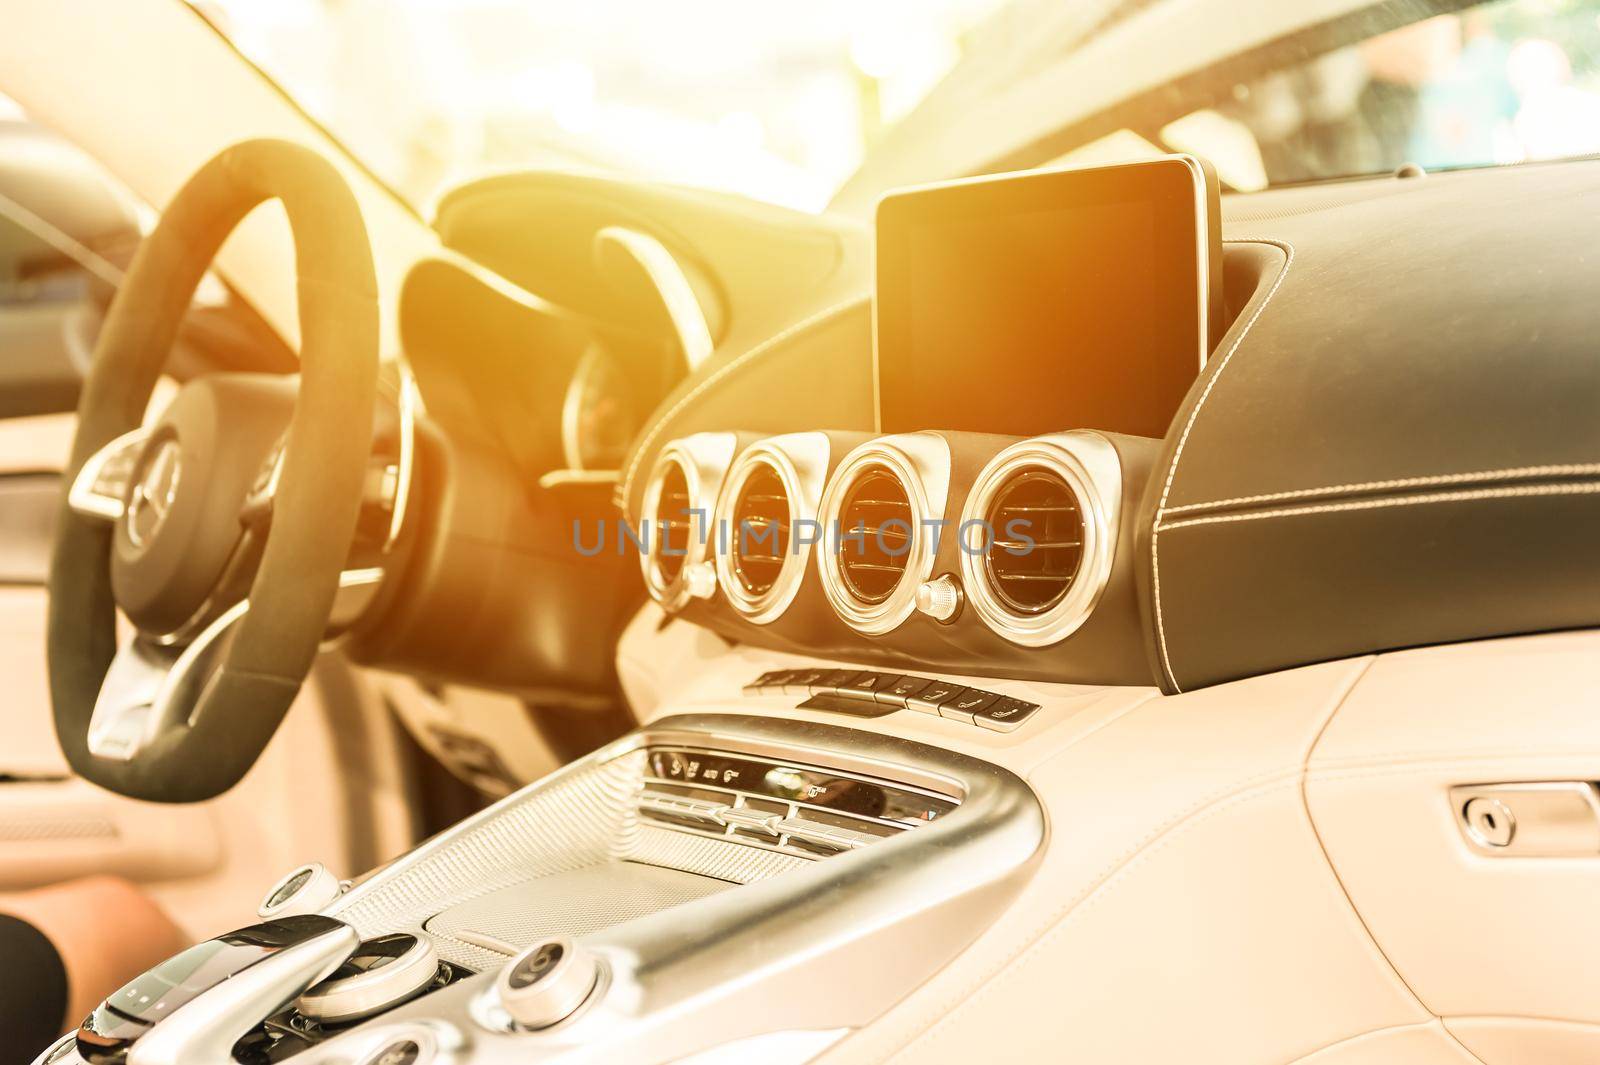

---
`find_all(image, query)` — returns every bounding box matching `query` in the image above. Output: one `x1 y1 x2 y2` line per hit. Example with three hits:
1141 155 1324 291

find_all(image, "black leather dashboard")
1141 160 1600 691
592 159 1600 692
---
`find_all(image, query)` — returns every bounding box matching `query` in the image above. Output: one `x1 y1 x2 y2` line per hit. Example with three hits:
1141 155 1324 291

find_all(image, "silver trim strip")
67 427 151 521
594 226 717 371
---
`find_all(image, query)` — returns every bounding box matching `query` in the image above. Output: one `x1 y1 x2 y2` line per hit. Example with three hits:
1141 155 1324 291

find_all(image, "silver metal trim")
492 936 603 1030
321 714 1041 1063
1451 782 1600 857
296 934 440 1024
816 433 950 636
638 433 737 612
958 431 1122 648
124 437 181 549
594 226 716 371
258 861 344 920
125 920 360 1065
86 569 391 763
712 433 830 626
67 427 151 521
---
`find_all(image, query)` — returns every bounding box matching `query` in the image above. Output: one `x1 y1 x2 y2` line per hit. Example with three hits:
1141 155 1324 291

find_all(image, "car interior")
5 0 1600 1062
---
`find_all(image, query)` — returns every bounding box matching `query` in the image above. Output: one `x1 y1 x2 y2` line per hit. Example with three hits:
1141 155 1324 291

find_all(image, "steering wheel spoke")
86 600 247 762
67 427 152 521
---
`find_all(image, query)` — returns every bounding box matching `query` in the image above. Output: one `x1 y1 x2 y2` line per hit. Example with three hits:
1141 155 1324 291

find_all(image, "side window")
0 110 141 417
1057 0 1600 192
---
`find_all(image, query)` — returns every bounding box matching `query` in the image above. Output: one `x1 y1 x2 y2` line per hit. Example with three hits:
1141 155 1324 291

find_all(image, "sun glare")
194 0 1004 213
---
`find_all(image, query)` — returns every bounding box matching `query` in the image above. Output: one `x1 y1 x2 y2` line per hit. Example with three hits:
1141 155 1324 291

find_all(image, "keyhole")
1462 796 1515 848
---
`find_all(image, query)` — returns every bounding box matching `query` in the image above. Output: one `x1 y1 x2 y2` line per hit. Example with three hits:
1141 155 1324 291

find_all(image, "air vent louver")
730 464 790 597
654 459 692 586
983 467 1085 615
838 464 912 605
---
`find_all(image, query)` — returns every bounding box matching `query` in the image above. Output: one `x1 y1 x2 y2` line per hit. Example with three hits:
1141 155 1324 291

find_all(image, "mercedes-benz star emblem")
126 438 182 549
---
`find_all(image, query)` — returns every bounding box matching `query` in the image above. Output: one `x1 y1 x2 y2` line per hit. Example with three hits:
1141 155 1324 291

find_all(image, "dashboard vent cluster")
983 467 1085 615
836 464 912 604
729 464 790 597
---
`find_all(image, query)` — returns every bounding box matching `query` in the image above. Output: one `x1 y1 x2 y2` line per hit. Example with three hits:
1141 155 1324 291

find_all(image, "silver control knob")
915 575 963 623
296 933 440 1024
259 862 343 919
496 937 601 1030
684 560 717 600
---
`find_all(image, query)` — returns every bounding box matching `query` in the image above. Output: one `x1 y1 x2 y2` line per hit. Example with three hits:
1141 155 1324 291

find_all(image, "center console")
38 714 1043 1065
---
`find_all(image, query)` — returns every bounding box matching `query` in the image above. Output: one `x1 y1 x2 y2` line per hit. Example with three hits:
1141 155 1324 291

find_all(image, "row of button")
638 789 887 853
742 668 1041 733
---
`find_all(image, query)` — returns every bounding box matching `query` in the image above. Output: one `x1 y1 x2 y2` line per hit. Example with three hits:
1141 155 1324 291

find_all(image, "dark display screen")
875 157 1219 440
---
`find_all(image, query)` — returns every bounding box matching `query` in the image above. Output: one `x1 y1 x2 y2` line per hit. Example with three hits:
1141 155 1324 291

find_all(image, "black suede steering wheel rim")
48 139 379 803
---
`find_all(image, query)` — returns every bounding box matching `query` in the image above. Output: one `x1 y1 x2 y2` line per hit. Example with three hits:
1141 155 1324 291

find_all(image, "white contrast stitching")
1152 238 1294 693
1157 480 1600 532
618 296 869 505
1164 463 1600 516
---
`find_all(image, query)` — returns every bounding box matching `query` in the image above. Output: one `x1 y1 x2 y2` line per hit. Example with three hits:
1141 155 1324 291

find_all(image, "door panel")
1307 632 1600 1061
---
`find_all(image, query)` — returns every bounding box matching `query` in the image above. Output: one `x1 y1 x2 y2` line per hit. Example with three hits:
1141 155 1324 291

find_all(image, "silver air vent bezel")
958 431 1122 647
713 433 830 626
817 433 950 636
639 432 737 612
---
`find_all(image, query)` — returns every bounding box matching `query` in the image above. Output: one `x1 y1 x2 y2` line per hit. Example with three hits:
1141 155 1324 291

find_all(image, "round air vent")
654 458 692 587
818 437 947 636
639 434 737 611
730 463 789 597
983 466 1085 615
959 433 1123 647
713 434 830 625
838 464 911 604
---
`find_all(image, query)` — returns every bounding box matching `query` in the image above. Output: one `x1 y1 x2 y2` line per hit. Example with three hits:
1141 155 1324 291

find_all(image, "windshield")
190 0 1006 213
193 0 1600 212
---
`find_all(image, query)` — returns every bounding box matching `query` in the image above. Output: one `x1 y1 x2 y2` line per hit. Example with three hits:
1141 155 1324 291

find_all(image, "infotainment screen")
874 156 1222 439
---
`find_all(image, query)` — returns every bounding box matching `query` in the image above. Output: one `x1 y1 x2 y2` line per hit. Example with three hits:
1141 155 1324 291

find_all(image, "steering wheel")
48 139 380 803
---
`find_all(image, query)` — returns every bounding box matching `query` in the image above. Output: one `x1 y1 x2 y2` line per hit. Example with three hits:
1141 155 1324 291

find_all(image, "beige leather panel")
1307 632 1600 1026
868 786 1423 1064
1446 1017 1600 1065
618 607 1600 1063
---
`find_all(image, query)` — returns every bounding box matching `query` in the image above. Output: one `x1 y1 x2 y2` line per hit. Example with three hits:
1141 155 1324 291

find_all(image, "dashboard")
610 156 1600 696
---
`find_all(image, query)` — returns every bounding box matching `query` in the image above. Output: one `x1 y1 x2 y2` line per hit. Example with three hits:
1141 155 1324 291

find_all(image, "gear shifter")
68 914 359 1065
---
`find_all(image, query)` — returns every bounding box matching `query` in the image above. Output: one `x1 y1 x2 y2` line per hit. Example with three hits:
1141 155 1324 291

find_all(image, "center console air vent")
818 435 951 636
640 433 737 611
713 434 830 625
655 459 692 587
960 432 1123 647
984 467 1084 614
838 465 911 604
730 465 788 597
